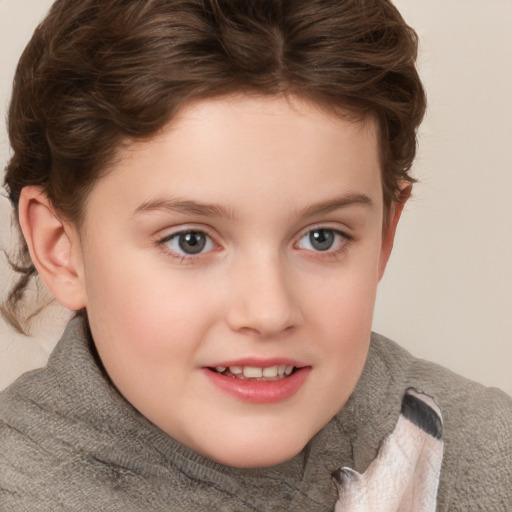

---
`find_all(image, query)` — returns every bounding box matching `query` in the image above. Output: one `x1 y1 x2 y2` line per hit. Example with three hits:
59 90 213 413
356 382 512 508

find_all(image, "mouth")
208 364 299 382
203 360 311 403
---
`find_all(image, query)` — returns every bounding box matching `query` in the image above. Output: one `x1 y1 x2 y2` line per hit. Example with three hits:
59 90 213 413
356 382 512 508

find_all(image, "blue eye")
163 231 214 255
297 228 346 252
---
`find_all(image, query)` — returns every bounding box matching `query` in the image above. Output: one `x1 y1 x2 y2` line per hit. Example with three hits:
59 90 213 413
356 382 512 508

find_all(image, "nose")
225 253 303 337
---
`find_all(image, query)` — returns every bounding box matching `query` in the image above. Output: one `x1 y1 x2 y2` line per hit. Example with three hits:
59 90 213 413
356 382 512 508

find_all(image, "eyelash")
156 229 218 263
295 227 353 261
155 226 353 263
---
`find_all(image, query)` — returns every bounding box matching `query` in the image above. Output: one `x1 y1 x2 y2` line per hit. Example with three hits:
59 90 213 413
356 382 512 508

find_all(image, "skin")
19 94 405 468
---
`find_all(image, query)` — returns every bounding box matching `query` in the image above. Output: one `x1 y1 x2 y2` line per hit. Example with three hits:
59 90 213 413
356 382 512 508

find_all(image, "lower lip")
203 367 311 404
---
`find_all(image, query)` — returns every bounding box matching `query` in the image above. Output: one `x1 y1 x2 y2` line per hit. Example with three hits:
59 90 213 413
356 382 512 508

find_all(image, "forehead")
84 94 382 223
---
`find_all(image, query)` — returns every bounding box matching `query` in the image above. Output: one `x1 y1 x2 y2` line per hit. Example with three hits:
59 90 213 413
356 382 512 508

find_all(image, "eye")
297 228 347 252
161 230 215 256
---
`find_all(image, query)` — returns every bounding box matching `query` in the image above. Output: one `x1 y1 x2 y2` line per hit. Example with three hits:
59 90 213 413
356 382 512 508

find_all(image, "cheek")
302 256 379 397
316 282 374 371
83 244 222 361
306 254 379 330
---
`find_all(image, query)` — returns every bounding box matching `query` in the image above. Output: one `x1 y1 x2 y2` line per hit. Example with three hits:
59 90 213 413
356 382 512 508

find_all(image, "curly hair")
2 0 426 332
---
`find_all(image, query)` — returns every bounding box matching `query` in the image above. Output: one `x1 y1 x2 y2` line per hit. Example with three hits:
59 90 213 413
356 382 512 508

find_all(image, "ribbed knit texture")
1 317 511 511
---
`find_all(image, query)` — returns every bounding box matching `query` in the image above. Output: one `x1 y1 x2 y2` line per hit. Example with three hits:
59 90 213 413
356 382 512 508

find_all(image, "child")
1 0 511 510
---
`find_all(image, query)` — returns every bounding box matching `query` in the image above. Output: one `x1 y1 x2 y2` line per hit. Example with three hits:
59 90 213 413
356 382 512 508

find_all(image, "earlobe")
18 186 86 311
378 184 411 280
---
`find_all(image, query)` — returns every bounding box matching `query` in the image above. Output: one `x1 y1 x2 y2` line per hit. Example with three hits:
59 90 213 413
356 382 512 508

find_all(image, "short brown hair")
3 0 426 332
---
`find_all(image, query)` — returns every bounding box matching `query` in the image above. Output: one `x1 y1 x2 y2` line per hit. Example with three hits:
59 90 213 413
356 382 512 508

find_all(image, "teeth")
213 364 297 379
262 366 278 378
243 367 263 378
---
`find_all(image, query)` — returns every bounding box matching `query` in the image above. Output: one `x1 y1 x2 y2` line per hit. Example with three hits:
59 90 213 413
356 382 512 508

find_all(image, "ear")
378 184 411 280
18 186 86 311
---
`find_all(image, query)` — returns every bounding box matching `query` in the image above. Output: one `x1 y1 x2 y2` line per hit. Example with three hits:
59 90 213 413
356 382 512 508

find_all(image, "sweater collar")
46 317 403 509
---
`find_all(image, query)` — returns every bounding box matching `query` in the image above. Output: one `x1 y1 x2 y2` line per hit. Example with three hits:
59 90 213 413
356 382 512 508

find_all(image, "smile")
211 365 296 381
203 361 311 404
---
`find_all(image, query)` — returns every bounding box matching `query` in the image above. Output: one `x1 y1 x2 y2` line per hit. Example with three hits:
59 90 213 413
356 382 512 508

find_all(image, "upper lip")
206 357 308 369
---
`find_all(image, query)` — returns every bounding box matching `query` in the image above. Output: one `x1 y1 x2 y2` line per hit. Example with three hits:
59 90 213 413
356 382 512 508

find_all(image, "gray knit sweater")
1 318 511 511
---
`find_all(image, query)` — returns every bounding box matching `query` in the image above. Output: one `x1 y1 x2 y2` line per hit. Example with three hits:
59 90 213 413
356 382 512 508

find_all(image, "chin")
214 449 302 469
203 432 309 469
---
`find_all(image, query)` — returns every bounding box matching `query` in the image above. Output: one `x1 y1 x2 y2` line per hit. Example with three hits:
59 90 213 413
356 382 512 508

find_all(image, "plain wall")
1 0 511 393
373 0 512 395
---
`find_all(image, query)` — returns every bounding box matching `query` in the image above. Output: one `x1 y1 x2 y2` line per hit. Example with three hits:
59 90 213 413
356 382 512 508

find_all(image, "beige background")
1 0 511 394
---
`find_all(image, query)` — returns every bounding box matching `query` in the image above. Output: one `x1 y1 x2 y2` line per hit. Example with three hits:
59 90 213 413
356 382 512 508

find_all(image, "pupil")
310 229 334 251
179 232 206 254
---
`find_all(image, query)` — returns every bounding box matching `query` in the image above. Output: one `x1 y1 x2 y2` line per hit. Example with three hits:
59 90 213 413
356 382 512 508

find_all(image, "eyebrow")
296 193 374 218
132 198 236 219
132 193 374 220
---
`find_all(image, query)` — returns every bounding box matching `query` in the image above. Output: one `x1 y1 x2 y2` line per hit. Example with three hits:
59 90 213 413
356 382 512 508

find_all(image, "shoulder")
369 331 512 424
0 370 58 509
370 333 512 510
0 320 141 511
0 349 79 509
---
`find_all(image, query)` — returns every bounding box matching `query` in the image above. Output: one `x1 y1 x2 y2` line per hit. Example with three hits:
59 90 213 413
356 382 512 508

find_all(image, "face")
73 95 393 468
